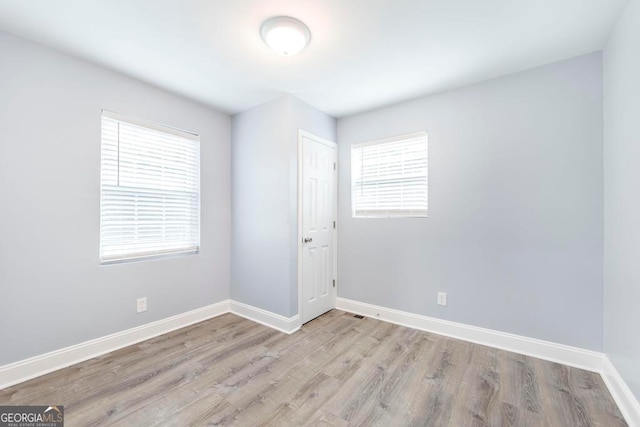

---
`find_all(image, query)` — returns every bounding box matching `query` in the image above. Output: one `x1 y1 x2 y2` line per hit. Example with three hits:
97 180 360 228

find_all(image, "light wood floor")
0 310 626 426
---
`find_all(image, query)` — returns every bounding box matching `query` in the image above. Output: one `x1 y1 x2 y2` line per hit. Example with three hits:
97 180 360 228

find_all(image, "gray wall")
231 96 291 316
603 0 640 400
0 31 231 365
231 95 335 317
337 53 604 350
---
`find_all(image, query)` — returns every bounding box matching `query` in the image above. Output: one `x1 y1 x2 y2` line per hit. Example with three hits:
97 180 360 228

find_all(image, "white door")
299 131 337 324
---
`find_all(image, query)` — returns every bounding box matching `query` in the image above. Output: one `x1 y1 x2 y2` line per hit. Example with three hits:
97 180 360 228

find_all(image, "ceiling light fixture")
260 16 311 56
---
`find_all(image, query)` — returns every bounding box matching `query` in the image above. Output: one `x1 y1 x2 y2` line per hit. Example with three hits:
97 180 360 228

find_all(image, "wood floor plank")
0 310 627 426
408 338 469 426
68 319 276 424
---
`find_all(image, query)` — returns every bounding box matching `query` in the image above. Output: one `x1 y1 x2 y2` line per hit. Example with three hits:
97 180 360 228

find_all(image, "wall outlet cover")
136 297 147 313
437 292 447 306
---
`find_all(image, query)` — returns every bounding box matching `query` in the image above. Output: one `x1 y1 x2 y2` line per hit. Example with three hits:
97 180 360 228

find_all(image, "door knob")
303 237 313 243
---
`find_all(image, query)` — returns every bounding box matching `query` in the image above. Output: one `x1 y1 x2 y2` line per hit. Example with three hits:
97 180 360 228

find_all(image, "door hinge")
333 220 336 229
333 162 336 170
333 279 336 288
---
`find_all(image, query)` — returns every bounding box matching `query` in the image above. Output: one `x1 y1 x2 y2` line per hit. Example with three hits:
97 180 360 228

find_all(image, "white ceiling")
0 0 628 117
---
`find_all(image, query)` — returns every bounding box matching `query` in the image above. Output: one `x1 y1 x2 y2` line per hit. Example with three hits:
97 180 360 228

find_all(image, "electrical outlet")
136 297 147 313
437 292 447 306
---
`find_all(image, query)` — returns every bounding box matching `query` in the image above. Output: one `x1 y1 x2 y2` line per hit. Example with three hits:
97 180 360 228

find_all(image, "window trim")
101 109 198 141
99 110 201 264
351 131 428 219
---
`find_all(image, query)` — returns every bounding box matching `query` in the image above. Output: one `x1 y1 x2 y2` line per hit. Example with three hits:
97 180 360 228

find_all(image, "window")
351 131 428 218
100 110 200 263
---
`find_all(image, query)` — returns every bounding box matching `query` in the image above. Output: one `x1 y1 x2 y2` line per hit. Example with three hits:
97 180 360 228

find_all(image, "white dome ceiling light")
260 16 311 56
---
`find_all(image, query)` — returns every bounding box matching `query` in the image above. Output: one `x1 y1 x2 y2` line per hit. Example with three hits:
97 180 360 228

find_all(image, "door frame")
297 129 338 324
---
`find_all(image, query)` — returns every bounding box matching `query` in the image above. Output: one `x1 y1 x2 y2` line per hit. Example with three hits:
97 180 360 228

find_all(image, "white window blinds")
100 110 200 263
351 131 428 218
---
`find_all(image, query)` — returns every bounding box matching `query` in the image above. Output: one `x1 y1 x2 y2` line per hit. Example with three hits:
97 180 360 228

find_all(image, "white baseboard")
602 356 640 427
338 296 640 425
230 300 301 334
339 296 640 426
3 296 637 427
0 300 231 390
0 299 299 390
336 297 603 373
